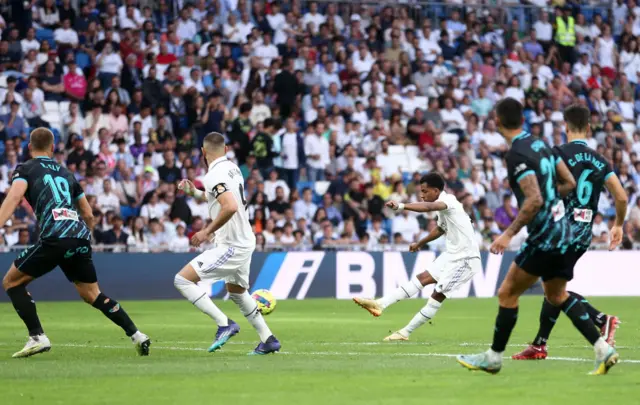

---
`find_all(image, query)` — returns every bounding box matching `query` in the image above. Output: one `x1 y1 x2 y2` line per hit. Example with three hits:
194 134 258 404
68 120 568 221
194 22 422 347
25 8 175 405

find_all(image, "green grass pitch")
1 297 639 405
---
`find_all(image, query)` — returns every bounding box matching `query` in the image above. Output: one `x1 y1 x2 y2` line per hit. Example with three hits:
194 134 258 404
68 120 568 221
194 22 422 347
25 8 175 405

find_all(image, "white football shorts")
189 245 253 289
428 252 481 298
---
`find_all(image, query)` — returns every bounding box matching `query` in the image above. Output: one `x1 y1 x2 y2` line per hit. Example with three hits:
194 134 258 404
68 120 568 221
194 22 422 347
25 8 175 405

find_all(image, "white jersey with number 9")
203 156 256 249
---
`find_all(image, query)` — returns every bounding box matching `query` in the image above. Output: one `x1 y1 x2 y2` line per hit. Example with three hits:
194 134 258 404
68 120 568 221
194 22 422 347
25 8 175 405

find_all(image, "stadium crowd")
0 0 638 252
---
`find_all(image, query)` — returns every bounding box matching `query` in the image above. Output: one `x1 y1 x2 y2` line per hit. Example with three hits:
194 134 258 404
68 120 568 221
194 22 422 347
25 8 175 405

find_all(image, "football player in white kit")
353 173 481 341
174 132 280 355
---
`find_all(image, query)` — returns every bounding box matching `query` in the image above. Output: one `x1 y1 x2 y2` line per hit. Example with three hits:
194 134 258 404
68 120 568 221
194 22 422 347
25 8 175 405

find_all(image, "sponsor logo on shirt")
52 208 79 222
573 208 593 223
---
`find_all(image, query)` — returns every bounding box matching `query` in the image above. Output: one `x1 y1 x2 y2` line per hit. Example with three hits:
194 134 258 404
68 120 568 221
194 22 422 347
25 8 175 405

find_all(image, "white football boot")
12 335 51 358
131 331 151 356
383 331 409 342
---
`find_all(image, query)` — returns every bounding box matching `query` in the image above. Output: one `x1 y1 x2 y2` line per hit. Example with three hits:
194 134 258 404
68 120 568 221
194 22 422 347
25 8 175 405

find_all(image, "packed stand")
0 0 636 253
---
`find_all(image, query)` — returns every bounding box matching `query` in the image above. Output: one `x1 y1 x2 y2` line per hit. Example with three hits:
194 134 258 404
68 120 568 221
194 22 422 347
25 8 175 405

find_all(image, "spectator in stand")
294 188 318 222
158 150 181 183
0 1 630 252
0 101 26 141
96 42 123 89
63 60 87 101
592 213 610 244
229 102 253 166
274 58 298 118
495 194 519 232
97 179 121 214
304 121 330 181
268 186 291 221
251 117 278 178
140 192 165 225
102 215 129 245
392 209 420 244
146 218 167 252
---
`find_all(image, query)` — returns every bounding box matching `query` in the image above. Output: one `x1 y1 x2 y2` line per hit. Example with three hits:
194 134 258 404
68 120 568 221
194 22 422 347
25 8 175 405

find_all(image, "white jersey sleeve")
203 158 256 250
435 191 480 259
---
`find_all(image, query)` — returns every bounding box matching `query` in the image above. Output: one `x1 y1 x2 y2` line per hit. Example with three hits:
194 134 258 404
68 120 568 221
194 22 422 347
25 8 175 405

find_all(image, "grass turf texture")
1 297 639 405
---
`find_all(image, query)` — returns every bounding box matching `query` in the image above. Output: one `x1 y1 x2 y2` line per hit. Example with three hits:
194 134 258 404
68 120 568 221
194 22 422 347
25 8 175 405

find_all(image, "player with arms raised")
174 132 280 355
512 104 627 360
1 128 150 358
353 173 481 341
457 98 618 375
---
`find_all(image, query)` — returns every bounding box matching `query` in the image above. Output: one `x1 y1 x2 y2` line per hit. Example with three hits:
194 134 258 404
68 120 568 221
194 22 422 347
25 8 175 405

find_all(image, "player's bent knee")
226 283 246 294
75 282 101 304
497 284 519 307
2 272 13 291
174 273 194 289
2 265 31 291
544 292 567 307
176 264 200 283
417 271 436 286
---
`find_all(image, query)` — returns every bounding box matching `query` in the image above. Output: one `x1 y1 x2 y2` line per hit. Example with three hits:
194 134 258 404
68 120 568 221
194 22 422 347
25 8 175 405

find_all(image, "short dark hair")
496 98 523 130
30 127 54 151
564 104 590 133
240 102 253 114
420 172 445 191
263 117 275 129
202 132 226 152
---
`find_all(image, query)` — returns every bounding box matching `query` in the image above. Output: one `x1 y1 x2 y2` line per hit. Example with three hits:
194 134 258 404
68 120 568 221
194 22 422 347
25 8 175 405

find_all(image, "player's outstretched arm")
605 173 628 250
410 226 445 252
191 186 238 247
178 179 207 202
555 159 576 198
386 200 447 213
75 196 96 230
490 174 542 254
0 180 27 227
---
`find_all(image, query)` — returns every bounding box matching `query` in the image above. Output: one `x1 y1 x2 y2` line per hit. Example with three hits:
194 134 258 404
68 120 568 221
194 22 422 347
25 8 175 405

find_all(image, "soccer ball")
252 289 276 315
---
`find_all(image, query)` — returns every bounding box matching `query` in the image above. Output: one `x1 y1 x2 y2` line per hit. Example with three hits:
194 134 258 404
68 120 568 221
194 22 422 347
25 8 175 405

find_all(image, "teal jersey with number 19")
506 132 571 253
11 156 91 241
554 141 613 250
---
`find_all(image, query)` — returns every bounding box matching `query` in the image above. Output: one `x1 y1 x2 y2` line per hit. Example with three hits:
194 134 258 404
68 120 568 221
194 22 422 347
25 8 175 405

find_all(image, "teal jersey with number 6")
11 156 91 241
506 132 571 253
554 140 613 250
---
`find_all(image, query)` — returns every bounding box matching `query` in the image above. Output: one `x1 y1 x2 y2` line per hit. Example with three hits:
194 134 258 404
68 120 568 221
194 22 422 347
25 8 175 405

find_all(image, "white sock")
594 337 610 360
174 275 228 327
131 330 146 342
229 292 273 342
486 349 503 363
399 298 442 336
377 276 424 309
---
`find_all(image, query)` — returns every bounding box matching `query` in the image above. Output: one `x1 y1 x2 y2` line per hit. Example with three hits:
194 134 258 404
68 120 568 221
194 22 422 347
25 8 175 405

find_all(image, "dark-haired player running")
353 172 481 341
512 104 626 360
457 98 618 375
1 128 150 358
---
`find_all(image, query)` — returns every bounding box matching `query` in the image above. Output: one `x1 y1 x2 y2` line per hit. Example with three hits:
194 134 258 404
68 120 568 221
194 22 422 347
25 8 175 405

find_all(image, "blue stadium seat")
51 128 61 145
383 218 392 236
75 52 91 69
231 45 242 60
120 206 140 220
296 181 314 195
36 29 55 50
402 172 412 185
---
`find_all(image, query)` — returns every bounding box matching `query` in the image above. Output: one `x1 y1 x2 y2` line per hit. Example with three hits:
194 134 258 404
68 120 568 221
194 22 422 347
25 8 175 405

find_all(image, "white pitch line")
1 342 638 364
162 341 638 350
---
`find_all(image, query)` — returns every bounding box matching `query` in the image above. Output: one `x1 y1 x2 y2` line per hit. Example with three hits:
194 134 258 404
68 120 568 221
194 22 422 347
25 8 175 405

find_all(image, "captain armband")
212 183 229 199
